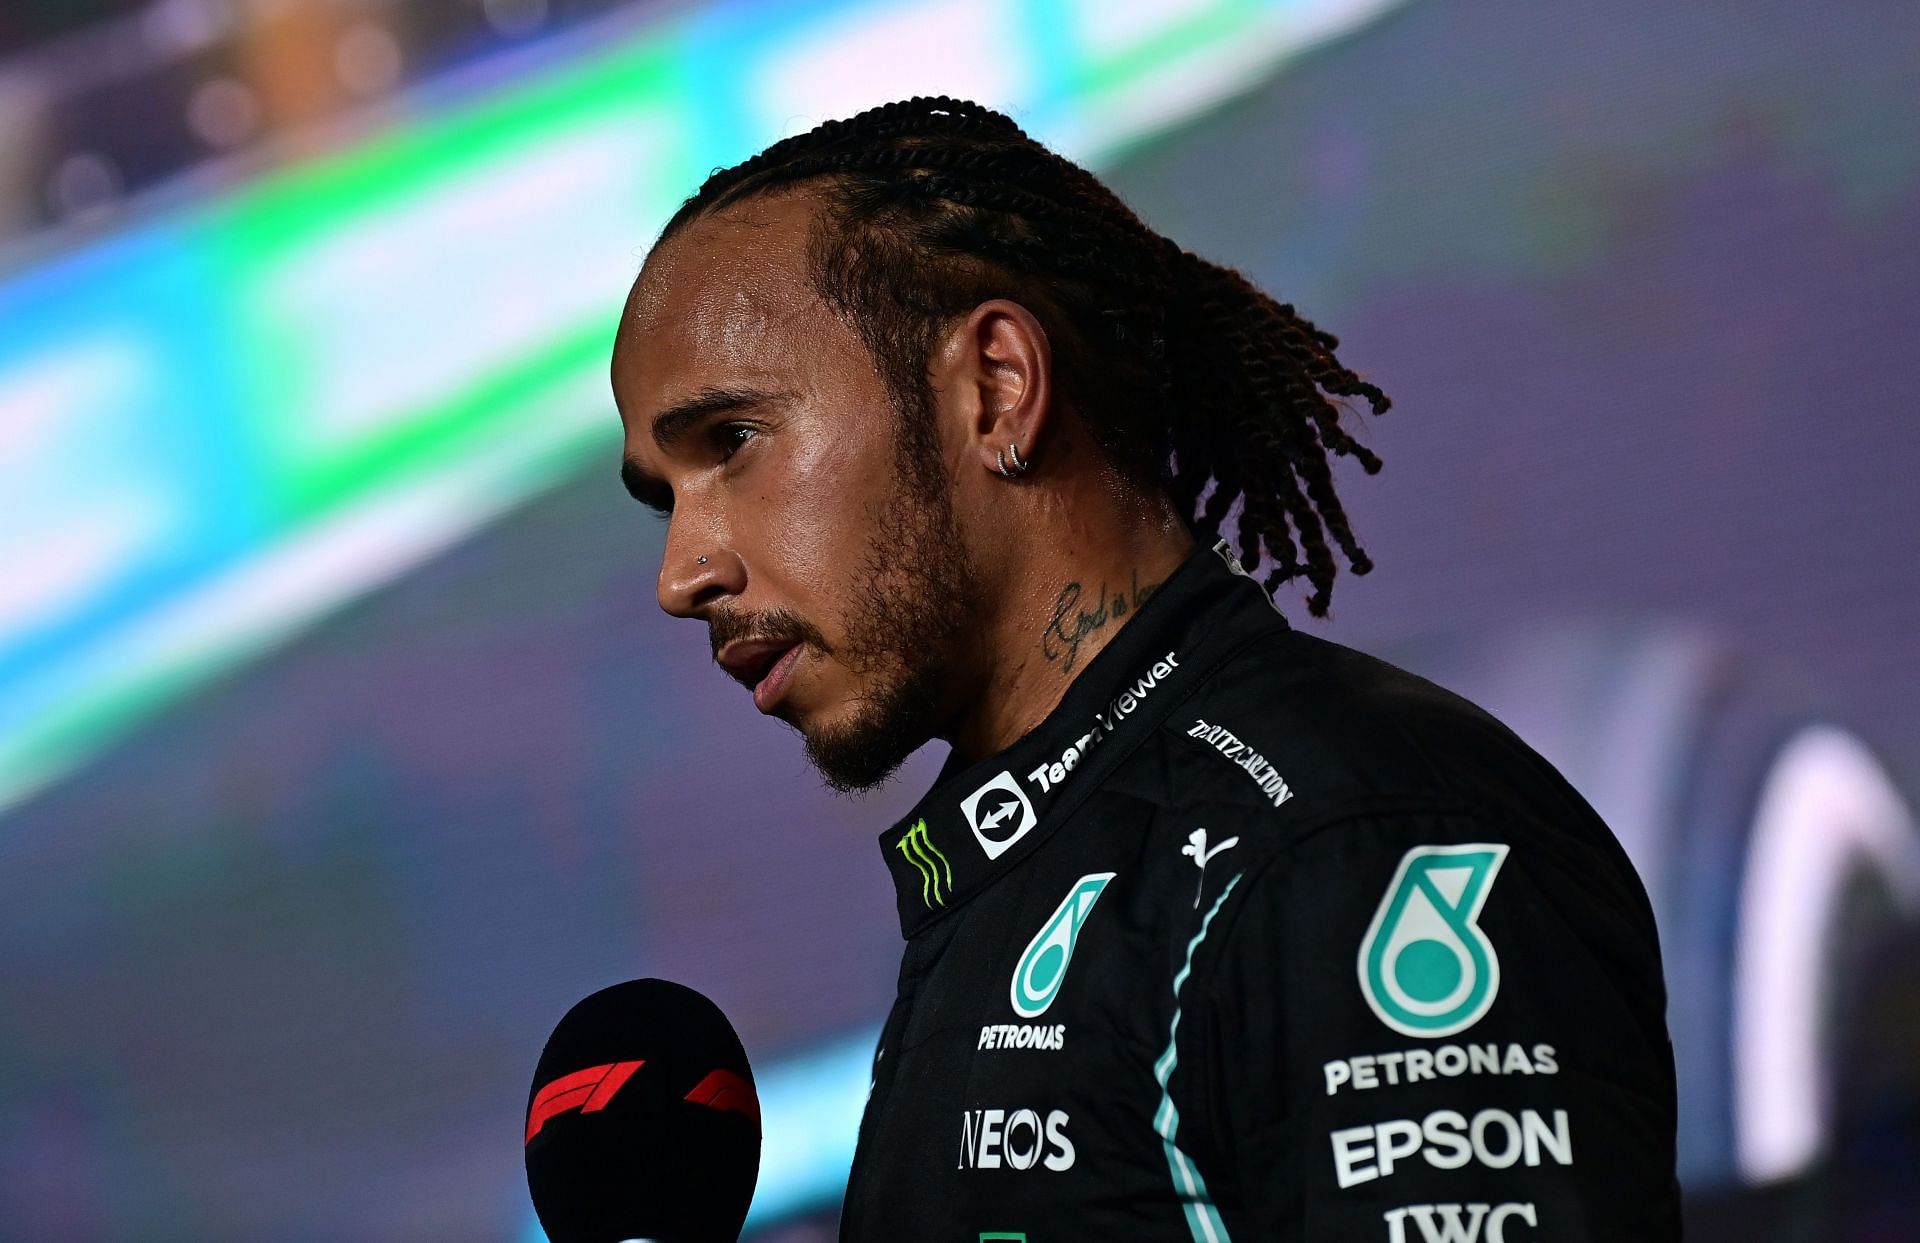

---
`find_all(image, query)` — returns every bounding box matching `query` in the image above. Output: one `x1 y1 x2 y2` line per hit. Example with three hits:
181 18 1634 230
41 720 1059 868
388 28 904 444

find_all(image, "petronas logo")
1358 844 1510 1038
897 819 954 909
1011 873 1115 1018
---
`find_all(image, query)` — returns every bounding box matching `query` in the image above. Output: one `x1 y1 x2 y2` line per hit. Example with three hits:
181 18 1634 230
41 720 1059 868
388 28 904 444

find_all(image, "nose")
656 518 740 619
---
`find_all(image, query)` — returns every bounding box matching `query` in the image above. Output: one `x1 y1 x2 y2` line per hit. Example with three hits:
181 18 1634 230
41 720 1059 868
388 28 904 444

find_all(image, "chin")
790 657 946 793
800 711 929 794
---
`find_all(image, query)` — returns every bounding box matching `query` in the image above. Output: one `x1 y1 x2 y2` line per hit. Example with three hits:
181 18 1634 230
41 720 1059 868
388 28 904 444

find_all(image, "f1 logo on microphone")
684 1069 761 1124
526 1060 643 1144
962 770 1037 860
526 1063 761 1145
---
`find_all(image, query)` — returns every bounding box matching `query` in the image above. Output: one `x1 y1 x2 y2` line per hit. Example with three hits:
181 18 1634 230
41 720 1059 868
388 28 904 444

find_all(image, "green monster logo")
1358 844 1510 1038
896 819 954 909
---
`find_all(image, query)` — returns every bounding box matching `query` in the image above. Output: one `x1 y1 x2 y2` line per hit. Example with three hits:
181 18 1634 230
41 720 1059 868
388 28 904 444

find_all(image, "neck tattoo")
1040 567 1163 673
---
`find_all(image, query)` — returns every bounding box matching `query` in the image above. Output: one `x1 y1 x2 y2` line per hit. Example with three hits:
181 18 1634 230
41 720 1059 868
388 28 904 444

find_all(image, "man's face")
611 190 985 792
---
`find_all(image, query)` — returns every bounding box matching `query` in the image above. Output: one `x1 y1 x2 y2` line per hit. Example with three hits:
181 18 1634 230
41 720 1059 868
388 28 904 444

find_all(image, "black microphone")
525 979 761 1243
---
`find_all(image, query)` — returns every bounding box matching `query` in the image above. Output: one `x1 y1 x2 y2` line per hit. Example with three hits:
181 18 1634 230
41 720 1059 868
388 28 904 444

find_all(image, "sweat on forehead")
626 190 827 327
611 190 869 425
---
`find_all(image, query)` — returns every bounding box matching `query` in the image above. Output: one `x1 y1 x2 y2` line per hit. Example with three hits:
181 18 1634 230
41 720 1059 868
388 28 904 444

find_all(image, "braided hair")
654 96 1391 617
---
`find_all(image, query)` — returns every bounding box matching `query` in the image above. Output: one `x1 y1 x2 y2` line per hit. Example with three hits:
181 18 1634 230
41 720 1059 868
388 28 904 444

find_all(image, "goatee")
798 434 984 794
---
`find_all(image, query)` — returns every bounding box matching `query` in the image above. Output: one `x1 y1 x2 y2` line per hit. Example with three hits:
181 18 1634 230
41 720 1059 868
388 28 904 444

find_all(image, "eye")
714 421 758 463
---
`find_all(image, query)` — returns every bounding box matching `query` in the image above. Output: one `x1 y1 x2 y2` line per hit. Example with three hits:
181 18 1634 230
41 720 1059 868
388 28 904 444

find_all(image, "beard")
791 399 985 794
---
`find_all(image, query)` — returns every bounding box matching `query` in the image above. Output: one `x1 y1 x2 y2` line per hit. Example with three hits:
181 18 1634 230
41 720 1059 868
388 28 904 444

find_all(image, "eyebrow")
619 385 788 515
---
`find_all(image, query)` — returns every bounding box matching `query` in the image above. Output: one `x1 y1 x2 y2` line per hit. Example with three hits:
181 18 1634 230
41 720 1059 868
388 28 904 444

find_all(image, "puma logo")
1181 828 1239 907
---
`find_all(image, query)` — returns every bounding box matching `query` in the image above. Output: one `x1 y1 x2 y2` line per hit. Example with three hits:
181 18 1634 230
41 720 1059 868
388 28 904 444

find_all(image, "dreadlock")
654 96 1391 618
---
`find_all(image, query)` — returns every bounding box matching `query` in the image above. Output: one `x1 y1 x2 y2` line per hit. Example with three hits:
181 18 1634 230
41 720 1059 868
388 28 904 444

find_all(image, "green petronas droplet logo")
1010 873 1115 1018
1358 844 1510 1037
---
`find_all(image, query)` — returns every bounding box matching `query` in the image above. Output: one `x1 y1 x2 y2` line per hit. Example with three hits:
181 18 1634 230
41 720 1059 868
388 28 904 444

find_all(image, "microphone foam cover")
526 979 759 1243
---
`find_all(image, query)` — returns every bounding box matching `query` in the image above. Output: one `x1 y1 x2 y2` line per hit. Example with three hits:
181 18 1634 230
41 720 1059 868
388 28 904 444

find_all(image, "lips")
717 638 802 691
751 644 803 713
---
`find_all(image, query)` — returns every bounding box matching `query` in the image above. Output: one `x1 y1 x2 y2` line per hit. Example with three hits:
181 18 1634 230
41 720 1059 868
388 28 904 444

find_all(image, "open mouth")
750 643 806 714
747 643 799 688
717 634 810 707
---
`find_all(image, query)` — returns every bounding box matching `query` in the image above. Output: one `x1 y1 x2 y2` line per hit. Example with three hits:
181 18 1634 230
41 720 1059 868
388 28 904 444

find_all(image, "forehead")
614 191 838 418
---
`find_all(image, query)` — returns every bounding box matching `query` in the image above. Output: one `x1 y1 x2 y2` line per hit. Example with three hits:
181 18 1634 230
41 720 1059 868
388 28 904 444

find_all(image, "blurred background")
2 0 1917 1239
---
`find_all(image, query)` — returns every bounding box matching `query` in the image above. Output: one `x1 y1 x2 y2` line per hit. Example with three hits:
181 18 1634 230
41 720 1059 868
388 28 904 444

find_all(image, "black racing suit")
839 538 1681 1242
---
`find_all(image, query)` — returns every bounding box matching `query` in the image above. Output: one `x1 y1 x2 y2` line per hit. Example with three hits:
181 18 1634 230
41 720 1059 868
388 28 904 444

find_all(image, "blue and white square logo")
962 770 1036 860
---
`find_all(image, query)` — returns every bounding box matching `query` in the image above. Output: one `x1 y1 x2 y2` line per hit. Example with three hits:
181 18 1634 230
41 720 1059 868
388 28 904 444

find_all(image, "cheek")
754 425 892 600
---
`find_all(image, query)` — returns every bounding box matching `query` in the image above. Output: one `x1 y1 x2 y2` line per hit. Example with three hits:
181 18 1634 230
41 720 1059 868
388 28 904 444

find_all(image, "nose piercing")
697 555 709 565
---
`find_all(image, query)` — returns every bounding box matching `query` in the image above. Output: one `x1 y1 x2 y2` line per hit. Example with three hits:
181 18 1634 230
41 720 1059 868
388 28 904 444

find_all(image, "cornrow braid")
655 96 1392 617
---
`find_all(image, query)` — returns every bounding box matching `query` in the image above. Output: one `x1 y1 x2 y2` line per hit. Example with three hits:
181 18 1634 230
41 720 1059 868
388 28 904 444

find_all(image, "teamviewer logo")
962 770 1037 860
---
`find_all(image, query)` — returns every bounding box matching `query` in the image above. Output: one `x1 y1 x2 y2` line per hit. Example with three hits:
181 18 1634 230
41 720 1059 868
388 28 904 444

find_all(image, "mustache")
708 605 827 660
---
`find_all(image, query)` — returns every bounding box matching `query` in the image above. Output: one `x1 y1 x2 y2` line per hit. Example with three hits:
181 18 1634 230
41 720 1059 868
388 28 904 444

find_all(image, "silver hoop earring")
1008 442 1028 474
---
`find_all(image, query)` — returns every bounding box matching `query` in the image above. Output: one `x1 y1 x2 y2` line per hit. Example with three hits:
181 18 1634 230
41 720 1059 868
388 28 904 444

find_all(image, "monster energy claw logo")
897 819 954 909
1358 843 1510 1038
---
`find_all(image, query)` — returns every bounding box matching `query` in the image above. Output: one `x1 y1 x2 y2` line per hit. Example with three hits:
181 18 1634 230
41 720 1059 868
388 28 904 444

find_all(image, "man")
612 97 1680 1241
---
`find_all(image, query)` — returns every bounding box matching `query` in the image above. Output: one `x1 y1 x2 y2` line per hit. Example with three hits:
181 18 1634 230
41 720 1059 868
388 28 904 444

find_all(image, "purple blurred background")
1 0 1916 1238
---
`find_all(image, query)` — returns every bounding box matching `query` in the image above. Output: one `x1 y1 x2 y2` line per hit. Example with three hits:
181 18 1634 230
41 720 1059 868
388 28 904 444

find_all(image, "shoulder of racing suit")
1133 632 1682 1240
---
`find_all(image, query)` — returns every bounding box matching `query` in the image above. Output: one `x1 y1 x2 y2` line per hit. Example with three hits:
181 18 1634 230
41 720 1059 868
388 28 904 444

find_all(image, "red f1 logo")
525 1060 644 1144
683 1068 760 1124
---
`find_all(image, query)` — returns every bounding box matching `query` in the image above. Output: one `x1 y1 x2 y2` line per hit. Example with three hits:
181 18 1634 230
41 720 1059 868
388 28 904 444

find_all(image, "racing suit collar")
878 536 1291 936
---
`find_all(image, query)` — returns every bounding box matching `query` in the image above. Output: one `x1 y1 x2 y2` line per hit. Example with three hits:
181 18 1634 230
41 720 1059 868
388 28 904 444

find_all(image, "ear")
927 298 1052 479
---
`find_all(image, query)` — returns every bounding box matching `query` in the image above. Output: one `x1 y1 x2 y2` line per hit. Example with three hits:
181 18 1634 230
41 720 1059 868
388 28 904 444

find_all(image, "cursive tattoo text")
1041 568 1163 673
